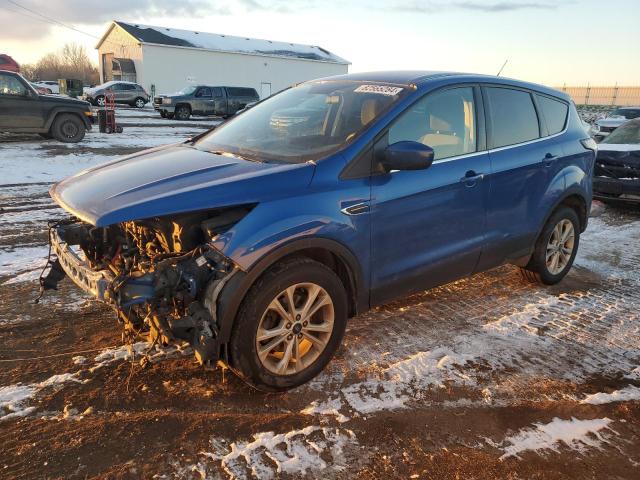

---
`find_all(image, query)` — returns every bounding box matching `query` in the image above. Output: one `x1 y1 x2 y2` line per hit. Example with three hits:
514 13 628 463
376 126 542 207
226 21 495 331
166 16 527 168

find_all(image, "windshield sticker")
354 85 404 96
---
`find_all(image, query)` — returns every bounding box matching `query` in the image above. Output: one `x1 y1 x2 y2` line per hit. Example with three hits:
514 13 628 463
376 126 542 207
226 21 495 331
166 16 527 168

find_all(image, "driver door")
195 87 214 115
0 72 43 129
370 85 489 305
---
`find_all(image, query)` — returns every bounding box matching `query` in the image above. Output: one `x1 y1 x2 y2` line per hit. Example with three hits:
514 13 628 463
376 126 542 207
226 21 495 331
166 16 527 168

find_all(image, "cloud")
0 0 226 40
394 1 557 13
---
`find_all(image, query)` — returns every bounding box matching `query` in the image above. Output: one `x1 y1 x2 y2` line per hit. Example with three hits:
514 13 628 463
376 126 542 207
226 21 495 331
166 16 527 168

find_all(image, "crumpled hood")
50 143 315 226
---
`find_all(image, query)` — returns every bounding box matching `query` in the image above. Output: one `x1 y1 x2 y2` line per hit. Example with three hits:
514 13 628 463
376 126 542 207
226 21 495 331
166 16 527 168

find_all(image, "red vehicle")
0 54 20 73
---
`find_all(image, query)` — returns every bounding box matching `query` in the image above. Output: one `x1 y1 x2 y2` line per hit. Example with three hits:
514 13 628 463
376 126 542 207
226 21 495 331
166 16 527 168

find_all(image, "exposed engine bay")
40 206 253 365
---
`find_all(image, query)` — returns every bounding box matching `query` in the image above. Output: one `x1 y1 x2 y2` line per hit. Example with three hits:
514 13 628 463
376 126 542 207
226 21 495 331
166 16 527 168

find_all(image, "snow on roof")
114 21 349 65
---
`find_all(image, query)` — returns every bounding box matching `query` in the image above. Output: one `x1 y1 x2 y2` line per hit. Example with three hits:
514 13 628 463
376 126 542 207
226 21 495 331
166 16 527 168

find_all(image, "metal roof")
111 21 349 65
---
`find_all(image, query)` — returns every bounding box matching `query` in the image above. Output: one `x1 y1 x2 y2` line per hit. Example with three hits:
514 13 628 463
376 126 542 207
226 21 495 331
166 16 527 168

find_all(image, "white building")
96 21 350 98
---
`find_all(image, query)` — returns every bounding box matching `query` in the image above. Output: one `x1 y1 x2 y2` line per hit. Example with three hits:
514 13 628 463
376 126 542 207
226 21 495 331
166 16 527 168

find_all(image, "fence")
553 85 640 106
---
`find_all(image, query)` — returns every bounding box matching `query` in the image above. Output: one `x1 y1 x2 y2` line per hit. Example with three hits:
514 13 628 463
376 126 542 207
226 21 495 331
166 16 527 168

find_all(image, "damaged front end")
41 207 252 365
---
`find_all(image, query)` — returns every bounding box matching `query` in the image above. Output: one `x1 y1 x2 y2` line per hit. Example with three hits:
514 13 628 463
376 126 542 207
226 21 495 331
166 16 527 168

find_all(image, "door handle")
543 153 557 167
460 170 484 187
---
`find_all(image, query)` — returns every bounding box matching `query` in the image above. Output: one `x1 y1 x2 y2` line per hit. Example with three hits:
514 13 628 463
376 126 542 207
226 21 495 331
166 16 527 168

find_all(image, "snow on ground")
0 373 82 421
496 417 616 460
0 245 49 281
581 386 640 405
165 427 359 480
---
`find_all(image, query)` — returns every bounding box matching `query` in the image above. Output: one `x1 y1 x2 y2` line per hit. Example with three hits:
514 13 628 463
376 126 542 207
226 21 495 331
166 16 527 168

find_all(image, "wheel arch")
538 190 589 239
44 109 91 131
214 237 367 346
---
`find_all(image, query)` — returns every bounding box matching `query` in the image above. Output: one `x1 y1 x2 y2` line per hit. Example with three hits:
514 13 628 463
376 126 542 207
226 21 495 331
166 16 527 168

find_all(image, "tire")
51 114 85 143
133 97 146 108
95 95 105 107
160 111 167 118
227 257 348 392
166 113 174 119
521 206 580 285
175 105 191 120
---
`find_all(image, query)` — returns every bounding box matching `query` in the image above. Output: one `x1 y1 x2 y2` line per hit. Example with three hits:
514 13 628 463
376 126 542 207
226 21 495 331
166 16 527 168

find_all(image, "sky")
1 0 639 86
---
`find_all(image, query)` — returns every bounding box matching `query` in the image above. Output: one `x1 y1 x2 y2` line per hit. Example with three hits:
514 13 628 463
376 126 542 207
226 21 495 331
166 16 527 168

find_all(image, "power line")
4 0 132 50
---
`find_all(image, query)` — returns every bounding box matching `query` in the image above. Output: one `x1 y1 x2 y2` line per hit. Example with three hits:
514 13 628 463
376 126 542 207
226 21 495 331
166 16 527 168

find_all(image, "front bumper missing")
593 177 640 205
49 226 114 302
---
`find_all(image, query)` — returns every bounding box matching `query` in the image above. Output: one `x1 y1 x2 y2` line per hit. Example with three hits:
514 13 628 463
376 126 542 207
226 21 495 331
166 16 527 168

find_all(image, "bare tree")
21 43 99 85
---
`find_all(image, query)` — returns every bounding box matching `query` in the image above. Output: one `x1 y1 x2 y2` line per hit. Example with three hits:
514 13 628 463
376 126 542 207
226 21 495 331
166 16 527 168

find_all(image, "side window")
197 87 212 98
486 87 539 148
122 84 135 91
536 95 568 135
388 87 477 160
213 87 223 97
0 74 28 96
109 84 121 91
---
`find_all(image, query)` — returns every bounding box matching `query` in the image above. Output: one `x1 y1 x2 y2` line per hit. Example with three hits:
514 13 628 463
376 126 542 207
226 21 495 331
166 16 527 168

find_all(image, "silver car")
83 81 149 108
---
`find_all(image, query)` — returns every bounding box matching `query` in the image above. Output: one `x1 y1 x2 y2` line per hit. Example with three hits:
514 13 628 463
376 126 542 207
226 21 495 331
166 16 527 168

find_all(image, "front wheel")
95 95 105 107
227 257 348 391
51 114 85 143
175 105 190 120
521 206 580 285
133 97 146 108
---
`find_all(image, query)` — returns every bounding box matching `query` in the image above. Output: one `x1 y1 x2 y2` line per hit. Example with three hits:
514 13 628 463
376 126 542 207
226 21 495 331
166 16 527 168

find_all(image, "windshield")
610 108 640 120
177 85 197 96
194 81 408 163
601 121 640 145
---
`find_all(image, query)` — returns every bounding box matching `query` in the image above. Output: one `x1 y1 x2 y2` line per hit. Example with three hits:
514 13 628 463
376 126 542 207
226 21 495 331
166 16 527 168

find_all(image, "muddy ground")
1 108 639 479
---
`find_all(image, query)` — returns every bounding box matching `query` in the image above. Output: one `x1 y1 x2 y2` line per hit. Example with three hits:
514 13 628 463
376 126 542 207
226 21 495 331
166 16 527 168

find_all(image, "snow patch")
300 398 350 423
581 386 640 405
0 372 82 421
498 417 616 460
0 245 49 279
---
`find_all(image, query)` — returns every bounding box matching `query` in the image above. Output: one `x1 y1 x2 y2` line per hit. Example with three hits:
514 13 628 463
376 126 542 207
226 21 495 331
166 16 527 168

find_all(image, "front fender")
45 108 91 130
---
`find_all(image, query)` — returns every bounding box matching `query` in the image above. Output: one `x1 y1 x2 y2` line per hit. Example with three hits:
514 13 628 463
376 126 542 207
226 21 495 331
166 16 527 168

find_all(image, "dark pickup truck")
153 85 259 120
0 70 93 142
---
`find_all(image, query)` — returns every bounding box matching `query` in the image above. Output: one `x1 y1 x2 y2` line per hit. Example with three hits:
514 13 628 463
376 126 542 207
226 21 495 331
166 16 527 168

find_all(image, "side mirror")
381 141 435 172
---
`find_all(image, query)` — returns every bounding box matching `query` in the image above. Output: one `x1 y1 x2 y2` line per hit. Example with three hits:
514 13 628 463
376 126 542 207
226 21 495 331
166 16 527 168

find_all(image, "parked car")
31 82 52 95
595 107 640 138
32 80 60 94
0 54 20 73
44 71 595 391
83 81 149 108
154 85 259 120
593 118 640 205
0 70 93 142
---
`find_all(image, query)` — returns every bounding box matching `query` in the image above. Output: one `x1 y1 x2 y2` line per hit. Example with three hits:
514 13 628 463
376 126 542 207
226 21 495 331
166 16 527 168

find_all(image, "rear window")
486 87 540 148
0 56 7 65
536 94 568 135
227 87 257 97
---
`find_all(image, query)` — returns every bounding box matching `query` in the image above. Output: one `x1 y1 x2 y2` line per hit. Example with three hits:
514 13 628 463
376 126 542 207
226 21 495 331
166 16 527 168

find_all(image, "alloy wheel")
546 219 575 275
96 96 105 107
135 98 145 108
256 282 334 375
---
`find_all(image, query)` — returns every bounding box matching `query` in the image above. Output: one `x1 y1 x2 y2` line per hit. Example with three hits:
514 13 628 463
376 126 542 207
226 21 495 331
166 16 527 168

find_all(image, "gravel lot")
1 107 639 479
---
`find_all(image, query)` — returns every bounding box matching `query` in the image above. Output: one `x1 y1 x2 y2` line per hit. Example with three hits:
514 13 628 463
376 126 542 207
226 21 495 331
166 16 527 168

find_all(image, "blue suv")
44 71 596 390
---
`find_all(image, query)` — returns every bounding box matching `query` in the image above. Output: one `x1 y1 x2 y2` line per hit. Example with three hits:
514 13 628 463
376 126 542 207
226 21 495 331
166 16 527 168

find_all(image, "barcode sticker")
354 85 403 96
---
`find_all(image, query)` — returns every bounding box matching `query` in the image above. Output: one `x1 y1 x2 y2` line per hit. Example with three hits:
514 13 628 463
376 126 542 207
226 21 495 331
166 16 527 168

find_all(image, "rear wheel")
175 105 191 120
95 95 105 107
51 114 85 143
227 257 348 391
166 112 174 119
160 111 167 118
521 206 580 285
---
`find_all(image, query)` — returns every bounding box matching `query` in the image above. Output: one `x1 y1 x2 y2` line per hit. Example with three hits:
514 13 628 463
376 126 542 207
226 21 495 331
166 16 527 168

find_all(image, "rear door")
0 73 43 129
212 87 226 116
370 85 490 305
478 85 555 269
